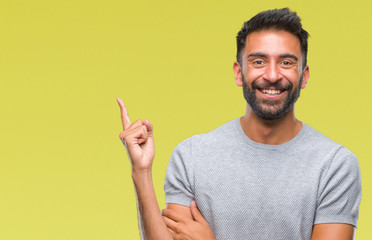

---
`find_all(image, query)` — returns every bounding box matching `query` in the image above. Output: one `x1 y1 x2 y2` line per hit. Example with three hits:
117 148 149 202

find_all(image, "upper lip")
260 88 283 90
258 88 286 92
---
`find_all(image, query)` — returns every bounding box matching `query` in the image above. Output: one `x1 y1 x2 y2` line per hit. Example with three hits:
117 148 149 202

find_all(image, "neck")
240 104 303 145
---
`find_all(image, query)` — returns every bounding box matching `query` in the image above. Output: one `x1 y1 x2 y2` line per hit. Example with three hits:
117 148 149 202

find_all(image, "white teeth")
261 89 282 95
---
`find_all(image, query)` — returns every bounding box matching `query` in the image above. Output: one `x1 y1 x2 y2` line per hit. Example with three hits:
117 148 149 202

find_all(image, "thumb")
190 201 207 224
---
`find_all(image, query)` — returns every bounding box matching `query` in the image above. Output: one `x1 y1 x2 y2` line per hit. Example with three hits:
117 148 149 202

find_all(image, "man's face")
235 30 309 120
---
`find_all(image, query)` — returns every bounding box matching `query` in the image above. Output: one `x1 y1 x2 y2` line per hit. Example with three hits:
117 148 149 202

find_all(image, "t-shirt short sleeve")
164 138 195 207
314 146 362 227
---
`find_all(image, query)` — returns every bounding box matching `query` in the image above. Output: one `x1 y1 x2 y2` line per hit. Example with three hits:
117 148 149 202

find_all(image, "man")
117 8 361 240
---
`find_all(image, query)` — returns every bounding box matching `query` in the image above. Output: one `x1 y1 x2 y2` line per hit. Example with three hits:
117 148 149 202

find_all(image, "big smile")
257 88 287 98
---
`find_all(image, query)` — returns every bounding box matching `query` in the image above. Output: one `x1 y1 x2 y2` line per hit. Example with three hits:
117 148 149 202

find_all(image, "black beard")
242 73 303 121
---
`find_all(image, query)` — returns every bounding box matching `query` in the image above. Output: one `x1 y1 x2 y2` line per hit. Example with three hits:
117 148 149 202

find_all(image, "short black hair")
236 8 309 69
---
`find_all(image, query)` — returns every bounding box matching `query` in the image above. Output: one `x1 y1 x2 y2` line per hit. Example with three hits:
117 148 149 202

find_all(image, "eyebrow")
246 52 299 61
279 54 298 61
246 52 267 59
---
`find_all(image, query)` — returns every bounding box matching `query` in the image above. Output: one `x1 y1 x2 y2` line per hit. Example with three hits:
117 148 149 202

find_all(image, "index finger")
116 97 131 130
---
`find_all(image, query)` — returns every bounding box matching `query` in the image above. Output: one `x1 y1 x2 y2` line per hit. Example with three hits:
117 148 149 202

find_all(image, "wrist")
132 167 152 175
132 168 152 183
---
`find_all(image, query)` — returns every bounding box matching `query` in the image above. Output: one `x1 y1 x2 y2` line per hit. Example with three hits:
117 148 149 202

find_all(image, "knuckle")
119 131 125 139
122 135 129 142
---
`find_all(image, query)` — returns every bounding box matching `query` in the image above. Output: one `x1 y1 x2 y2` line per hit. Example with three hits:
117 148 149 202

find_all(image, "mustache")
252 80 292 90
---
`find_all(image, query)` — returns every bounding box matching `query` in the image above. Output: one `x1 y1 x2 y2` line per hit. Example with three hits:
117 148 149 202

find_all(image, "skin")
162 201 216 240
117 98 173 240
116 97 214 240
234 30 309 145
118 29 356 240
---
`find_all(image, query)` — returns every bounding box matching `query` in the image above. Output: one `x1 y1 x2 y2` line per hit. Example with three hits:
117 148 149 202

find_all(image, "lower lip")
257 90 287 99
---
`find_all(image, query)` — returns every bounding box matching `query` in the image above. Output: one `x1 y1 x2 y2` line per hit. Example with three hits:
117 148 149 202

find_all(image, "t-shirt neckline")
234 117 308 150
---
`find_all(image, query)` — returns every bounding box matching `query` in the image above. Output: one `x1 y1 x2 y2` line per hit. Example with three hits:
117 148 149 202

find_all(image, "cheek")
281 69 300 83
244 69 264 83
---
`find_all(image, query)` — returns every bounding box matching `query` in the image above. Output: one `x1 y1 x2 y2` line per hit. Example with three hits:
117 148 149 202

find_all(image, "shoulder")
171 118 239 154
191 118 239 144
302 123 343 150
302 123 359 171
301 123 357 158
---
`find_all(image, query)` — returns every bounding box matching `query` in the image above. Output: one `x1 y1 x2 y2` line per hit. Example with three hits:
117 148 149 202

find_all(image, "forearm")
132 170 173 240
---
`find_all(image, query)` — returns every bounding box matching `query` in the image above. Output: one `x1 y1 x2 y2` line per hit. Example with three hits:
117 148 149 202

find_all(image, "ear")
301 65 310 89
233 61 243 87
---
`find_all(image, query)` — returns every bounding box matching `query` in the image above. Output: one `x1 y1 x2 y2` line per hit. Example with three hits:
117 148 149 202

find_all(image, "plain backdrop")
0 0 371 239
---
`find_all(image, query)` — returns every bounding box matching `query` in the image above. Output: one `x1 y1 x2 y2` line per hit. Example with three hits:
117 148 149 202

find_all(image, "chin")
255 105 292 121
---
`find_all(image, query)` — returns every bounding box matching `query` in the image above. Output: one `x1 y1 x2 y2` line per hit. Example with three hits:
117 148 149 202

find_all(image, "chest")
192 150 320 229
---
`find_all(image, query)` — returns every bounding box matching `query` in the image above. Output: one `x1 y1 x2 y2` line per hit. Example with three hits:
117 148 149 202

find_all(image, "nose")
263 62 281 83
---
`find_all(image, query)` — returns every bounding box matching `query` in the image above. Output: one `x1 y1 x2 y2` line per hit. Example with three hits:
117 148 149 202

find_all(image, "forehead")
244 30 301 58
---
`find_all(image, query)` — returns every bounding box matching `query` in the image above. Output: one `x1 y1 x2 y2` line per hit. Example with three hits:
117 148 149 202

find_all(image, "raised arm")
116 97 173 240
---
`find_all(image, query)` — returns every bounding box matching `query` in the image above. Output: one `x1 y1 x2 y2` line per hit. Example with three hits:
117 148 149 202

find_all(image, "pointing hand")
116 98 155 172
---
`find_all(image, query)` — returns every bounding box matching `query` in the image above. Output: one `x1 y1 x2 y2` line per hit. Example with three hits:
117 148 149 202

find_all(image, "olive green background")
0 0 370 239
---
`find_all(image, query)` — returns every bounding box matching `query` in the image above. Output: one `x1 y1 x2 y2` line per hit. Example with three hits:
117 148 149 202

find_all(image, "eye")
281 60 294 68
252 60 265 67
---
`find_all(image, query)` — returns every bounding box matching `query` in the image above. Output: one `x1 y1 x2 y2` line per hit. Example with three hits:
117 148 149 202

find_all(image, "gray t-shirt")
164 118 362 240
